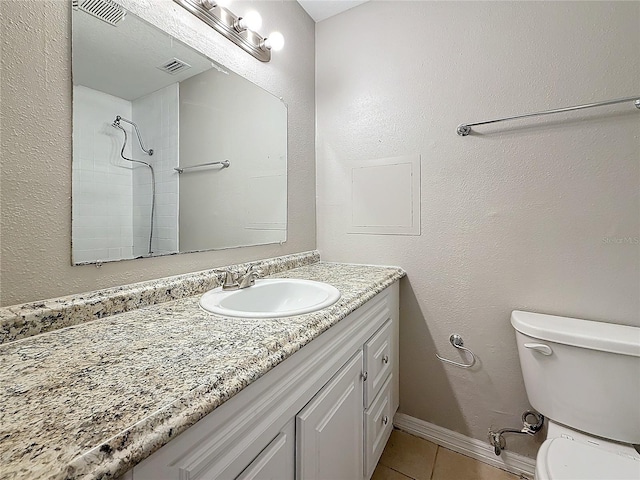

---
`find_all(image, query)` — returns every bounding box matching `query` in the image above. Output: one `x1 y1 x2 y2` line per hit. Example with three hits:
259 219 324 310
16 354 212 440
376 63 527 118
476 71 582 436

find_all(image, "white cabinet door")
236 420 295 480
296 351 364 480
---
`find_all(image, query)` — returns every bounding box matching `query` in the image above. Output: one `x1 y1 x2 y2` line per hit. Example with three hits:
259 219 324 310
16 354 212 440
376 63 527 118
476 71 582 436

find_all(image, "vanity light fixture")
262 31 285 52
173 0 283 62
235 10 262 32
199 0 229 10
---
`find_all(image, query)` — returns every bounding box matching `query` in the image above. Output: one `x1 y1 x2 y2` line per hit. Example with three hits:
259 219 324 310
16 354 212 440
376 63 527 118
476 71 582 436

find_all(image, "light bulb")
240 10 262 31
264 31 284 51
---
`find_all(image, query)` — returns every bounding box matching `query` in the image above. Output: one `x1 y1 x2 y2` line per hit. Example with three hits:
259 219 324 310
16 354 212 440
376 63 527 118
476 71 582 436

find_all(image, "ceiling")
73 2 370 99
297 0 369 22
72 8 214 100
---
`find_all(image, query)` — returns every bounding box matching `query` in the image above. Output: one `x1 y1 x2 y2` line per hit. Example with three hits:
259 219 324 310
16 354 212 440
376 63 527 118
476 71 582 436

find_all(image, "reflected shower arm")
112 116 154 155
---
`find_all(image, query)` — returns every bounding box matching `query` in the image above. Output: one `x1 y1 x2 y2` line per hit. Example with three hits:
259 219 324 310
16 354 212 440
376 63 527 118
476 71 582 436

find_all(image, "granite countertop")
0 261 404 480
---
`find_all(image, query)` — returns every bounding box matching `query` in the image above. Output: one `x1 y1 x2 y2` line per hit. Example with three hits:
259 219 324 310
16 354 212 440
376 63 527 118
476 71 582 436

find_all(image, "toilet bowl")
511 311 640 480
535 422 640 480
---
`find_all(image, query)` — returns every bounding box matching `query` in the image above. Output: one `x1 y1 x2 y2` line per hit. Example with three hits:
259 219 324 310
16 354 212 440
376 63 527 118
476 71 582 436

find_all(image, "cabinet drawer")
364 374 394 479
364 318 392 407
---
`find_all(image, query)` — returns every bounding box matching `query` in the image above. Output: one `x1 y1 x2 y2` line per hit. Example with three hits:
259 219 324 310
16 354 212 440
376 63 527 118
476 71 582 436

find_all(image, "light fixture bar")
173 0 271 62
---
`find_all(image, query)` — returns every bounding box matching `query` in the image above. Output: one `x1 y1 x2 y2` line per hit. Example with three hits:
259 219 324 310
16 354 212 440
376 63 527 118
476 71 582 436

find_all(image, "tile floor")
373 429 524 480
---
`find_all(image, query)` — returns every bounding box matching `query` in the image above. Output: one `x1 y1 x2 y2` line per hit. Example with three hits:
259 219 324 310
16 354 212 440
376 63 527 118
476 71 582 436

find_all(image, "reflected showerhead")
110 115 153 156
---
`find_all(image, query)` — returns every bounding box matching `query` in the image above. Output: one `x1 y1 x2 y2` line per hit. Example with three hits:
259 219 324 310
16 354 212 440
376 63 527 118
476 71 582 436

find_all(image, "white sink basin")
199 278 341 318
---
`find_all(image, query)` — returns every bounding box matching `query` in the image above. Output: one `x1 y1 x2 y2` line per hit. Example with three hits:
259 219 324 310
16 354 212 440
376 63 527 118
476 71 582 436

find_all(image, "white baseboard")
393 413 536 478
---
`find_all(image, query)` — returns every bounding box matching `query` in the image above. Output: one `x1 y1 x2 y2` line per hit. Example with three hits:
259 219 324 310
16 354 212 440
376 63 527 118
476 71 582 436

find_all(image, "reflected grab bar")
174 160 230 174
435 334 477 368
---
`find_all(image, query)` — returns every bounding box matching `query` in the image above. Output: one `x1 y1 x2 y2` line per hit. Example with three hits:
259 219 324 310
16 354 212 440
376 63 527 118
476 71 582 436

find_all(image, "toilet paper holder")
435 334 477 369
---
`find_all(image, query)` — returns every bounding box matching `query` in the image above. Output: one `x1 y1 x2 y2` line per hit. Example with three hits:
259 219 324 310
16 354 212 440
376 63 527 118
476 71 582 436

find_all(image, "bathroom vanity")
0 253 404 480
131 279 398 480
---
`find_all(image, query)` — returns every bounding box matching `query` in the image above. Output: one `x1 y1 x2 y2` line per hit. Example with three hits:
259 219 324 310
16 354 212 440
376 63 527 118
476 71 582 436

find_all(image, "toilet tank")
511 311 640 445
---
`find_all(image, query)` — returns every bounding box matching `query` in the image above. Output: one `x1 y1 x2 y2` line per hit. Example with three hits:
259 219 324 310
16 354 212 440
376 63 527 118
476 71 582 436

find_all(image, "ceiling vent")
74 0 127 26
157 58 192 75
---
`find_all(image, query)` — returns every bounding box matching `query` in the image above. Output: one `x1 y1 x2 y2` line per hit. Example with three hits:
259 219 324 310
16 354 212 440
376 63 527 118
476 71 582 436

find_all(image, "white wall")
178 68 287 251
72 85 134 263
131 83 180 257
316 1 640 458
0 0 315 305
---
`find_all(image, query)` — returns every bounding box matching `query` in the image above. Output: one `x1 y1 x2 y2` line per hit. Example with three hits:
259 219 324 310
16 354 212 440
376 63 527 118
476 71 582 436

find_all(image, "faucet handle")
244 264 263 276
237 265 263 288
214 269 239 289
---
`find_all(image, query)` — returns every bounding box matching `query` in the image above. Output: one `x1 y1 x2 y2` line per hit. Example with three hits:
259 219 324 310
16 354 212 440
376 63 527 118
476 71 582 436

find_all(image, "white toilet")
511 310 640 480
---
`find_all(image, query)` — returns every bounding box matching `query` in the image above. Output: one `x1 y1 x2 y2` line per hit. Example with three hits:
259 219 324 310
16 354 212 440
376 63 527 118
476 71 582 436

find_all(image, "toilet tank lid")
511 311 640 357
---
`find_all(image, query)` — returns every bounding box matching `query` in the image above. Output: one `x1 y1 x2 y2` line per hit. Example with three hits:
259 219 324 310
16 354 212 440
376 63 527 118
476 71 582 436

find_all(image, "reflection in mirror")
71 4 287 265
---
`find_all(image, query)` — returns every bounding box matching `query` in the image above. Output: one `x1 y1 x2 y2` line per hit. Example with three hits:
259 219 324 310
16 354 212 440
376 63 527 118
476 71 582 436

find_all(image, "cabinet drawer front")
364 374 394 479
364 318 392 407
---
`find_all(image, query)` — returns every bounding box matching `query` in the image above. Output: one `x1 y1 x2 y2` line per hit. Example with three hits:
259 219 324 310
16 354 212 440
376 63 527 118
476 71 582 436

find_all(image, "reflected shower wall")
72 84 179 264
131 84 179 257
72 85 134 263
178 68 287 252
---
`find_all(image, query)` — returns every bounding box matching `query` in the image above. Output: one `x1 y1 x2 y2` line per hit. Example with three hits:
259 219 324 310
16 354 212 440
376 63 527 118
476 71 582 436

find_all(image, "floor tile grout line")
386 464 417 480
378 460 416 480
430 445 440 480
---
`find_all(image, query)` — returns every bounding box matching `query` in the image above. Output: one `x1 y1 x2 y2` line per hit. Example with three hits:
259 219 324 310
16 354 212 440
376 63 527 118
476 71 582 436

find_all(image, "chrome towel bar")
436 334 477 368
457 95 640 136
174 160 230 174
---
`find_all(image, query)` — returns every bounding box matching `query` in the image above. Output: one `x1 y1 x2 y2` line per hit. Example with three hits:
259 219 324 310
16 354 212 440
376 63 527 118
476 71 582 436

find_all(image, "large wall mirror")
71 4 287 265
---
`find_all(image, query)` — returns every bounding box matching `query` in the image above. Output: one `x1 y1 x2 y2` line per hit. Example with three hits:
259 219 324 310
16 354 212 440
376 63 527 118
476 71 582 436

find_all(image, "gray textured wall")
0 0 316 305
316 1 640 458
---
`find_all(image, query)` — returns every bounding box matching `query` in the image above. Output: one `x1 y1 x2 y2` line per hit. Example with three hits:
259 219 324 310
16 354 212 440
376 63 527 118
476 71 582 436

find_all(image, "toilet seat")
536 438 640 480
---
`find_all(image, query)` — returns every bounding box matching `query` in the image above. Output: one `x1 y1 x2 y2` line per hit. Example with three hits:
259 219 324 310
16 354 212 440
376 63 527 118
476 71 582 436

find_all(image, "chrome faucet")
216 265 262 290
216 269 239 290
237 265 262 289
